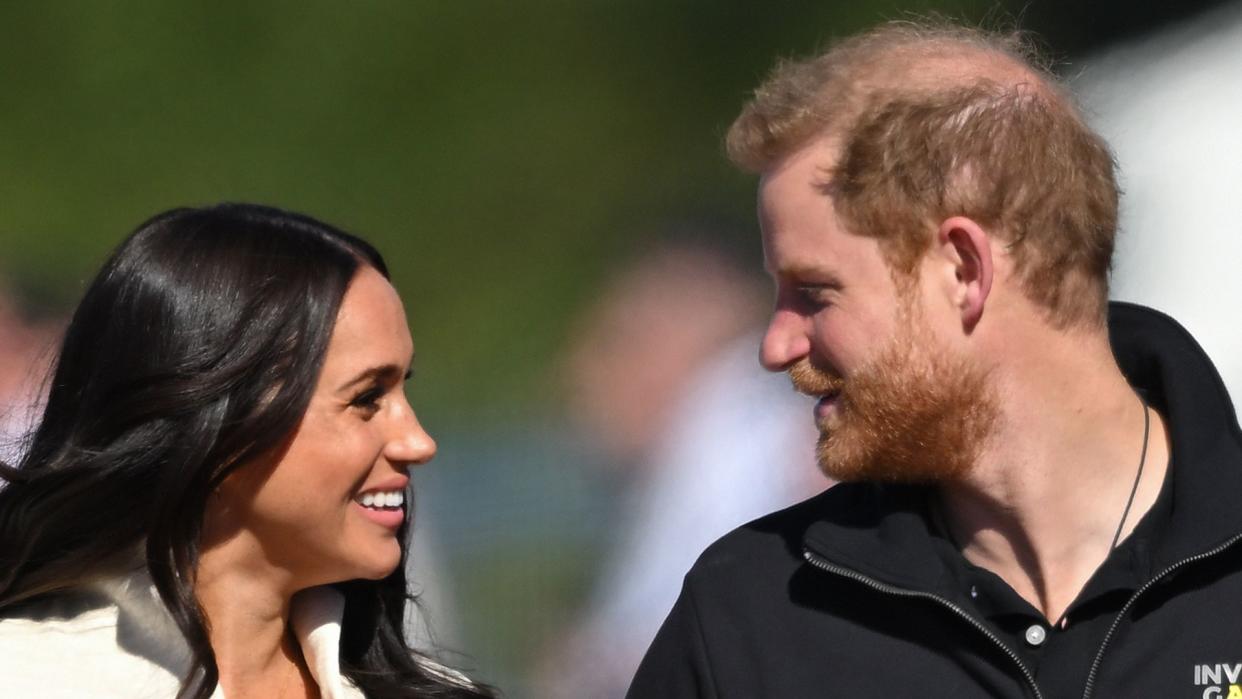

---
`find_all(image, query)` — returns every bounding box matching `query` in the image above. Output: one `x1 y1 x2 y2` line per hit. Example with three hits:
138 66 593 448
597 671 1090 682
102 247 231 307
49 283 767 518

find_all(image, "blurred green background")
0 1 1223 695
0 0 1213 413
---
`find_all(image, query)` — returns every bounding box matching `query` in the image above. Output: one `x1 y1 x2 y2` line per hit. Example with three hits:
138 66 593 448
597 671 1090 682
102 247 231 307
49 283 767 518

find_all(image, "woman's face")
205 265 436 588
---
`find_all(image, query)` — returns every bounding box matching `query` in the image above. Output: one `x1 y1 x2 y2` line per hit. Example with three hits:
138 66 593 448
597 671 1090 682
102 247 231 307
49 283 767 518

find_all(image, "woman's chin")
312 541 403 584
355 541 403 580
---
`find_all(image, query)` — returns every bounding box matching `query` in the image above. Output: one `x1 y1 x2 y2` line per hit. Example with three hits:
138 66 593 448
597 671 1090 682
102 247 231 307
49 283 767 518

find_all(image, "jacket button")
1024 624 1047 647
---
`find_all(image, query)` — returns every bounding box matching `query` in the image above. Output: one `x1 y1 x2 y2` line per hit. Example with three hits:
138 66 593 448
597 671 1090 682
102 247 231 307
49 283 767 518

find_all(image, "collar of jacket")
94 570 359 699
802 301 1242 594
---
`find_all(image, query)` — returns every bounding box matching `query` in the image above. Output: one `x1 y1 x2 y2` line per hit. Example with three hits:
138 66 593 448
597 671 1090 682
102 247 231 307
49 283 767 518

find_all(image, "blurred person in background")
1079 0 1242 412
630 20 1242 697
0 282 62 465
0 204 491 698
538 238 821 698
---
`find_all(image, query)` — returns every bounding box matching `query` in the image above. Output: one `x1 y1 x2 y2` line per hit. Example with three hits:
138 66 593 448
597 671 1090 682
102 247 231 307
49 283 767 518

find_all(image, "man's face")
758 139 996 483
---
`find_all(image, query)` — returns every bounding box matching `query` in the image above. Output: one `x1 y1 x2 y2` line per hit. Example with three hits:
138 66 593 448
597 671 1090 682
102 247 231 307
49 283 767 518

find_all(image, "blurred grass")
0 0 992 419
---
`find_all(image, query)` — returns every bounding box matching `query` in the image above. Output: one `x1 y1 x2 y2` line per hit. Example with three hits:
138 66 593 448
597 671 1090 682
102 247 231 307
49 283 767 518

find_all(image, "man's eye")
796 285 833 308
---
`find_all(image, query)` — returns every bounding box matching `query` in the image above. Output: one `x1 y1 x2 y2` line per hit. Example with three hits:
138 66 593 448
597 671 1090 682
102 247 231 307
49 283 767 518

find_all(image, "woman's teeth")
357 490 404 509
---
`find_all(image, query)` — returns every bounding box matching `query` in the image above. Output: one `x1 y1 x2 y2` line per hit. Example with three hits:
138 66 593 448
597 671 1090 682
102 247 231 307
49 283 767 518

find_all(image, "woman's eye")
350 387 385 414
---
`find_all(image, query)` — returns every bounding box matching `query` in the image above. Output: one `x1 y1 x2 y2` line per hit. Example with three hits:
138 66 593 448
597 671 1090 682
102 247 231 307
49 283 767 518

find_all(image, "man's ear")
937 216 992 332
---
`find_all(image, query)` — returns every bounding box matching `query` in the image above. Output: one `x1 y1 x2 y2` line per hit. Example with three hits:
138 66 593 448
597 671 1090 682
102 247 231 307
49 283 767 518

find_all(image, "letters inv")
1196 664 1242 698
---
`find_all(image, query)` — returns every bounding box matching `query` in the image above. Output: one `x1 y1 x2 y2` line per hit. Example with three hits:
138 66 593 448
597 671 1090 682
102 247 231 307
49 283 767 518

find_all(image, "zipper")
803 549 1044 699
1080 532 1242 699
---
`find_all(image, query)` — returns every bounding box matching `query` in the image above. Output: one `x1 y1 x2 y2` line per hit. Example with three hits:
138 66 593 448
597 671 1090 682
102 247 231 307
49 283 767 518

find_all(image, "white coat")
0 572 364 699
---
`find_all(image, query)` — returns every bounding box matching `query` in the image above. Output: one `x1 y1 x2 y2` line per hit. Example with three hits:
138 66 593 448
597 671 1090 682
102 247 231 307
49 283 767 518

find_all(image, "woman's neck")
195 541 317 698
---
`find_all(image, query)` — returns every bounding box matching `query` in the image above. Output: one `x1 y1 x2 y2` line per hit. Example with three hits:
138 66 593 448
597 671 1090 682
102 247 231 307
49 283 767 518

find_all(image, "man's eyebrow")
779 265 845 288
336 362 414 392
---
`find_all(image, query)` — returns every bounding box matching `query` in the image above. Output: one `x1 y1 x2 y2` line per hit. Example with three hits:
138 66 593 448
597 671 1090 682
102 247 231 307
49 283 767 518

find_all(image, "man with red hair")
629 21 1242 698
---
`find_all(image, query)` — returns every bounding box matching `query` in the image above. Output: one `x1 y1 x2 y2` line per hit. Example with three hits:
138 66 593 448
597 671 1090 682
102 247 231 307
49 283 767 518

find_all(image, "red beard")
788 317 998 484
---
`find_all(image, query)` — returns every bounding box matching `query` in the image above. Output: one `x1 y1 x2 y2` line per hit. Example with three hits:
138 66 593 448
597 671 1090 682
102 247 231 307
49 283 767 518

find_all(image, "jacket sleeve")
626 580 719 699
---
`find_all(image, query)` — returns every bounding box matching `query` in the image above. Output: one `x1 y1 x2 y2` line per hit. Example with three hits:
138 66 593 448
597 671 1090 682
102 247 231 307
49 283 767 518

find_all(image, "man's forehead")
760 136 841 189
758 140 838 241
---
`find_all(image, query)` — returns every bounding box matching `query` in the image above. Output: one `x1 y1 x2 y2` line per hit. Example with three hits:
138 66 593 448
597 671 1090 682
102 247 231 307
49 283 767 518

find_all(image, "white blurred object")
543 334 821 698
1079 1 1242 412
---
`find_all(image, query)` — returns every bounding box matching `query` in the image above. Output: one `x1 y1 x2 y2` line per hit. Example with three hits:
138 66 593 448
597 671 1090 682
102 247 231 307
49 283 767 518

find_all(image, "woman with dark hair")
0 204 494 698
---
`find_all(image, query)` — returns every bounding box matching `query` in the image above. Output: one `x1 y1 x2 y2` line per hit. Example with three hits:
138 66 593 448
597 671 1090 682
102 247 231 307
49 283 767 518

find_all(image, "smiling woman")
0 204 493 699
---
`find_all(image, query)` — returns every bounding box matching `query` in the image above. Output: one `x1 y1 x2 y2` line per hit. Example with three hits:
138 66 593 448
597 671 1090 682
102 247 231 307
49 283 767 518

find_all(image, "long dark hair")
0 204 493 698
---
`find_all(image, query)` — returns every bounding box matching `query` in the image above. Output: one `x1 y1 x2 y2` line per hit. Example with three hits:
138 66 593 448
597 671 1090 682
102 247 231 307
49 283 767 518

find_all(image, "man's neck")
937 328 1170 623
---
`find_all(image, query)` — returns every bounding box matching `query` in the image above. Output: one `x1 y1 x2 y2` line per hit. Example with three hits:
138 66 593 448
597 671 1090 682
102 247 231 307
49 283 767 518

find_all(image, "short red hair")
727 21 1118 328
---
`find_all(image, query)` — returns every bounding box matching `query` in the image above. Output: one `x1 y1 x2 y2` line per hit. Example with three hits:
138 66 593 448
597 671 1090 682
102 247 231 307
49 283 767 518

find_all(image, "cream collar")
95 572 361 699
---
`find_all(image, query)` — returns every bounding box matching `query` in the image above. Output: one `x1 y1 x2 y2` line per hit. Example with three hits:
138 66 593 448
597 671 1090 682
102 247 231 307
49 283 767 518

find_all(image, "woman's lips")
353 501 404 529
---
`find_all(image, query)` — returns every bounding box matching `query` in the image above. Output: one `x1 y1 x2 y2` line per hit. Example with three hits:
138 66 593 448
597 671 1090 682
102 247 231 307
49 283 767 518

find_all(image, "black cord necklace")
1109 397 1151 552
1050 397 1151 630
932 395 1154 628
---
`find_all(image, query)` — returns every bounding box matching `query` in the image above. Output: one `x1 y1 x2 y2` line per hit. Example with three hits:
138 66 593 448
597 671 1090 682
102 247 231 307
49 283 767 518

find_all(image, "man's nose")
760 309 810 372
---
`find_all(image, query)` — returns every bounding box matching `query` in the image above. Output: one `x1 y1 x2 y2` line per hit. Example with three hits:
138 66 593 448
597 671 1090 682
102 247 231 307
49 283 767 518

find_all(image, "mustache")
788 358 846 396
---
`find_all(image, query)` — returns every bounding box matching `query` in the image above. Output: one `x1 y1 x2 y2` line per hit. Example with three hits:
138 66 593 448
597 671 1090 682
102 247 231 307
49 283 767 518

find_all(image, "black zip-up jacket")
628 303 1242 699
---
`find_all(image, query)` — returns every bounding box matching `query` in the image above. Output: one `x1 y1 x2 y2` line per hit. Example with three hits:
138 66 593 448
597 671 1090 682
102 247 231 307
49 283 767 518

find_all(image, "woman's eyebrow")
336 363 411 392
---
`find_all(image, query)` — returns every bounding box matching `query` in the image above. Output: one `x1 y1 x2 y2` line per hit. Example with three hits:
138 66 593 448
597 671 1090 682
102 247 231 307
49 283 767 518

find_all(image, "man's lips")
787 359 845 423
813 391 842 422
